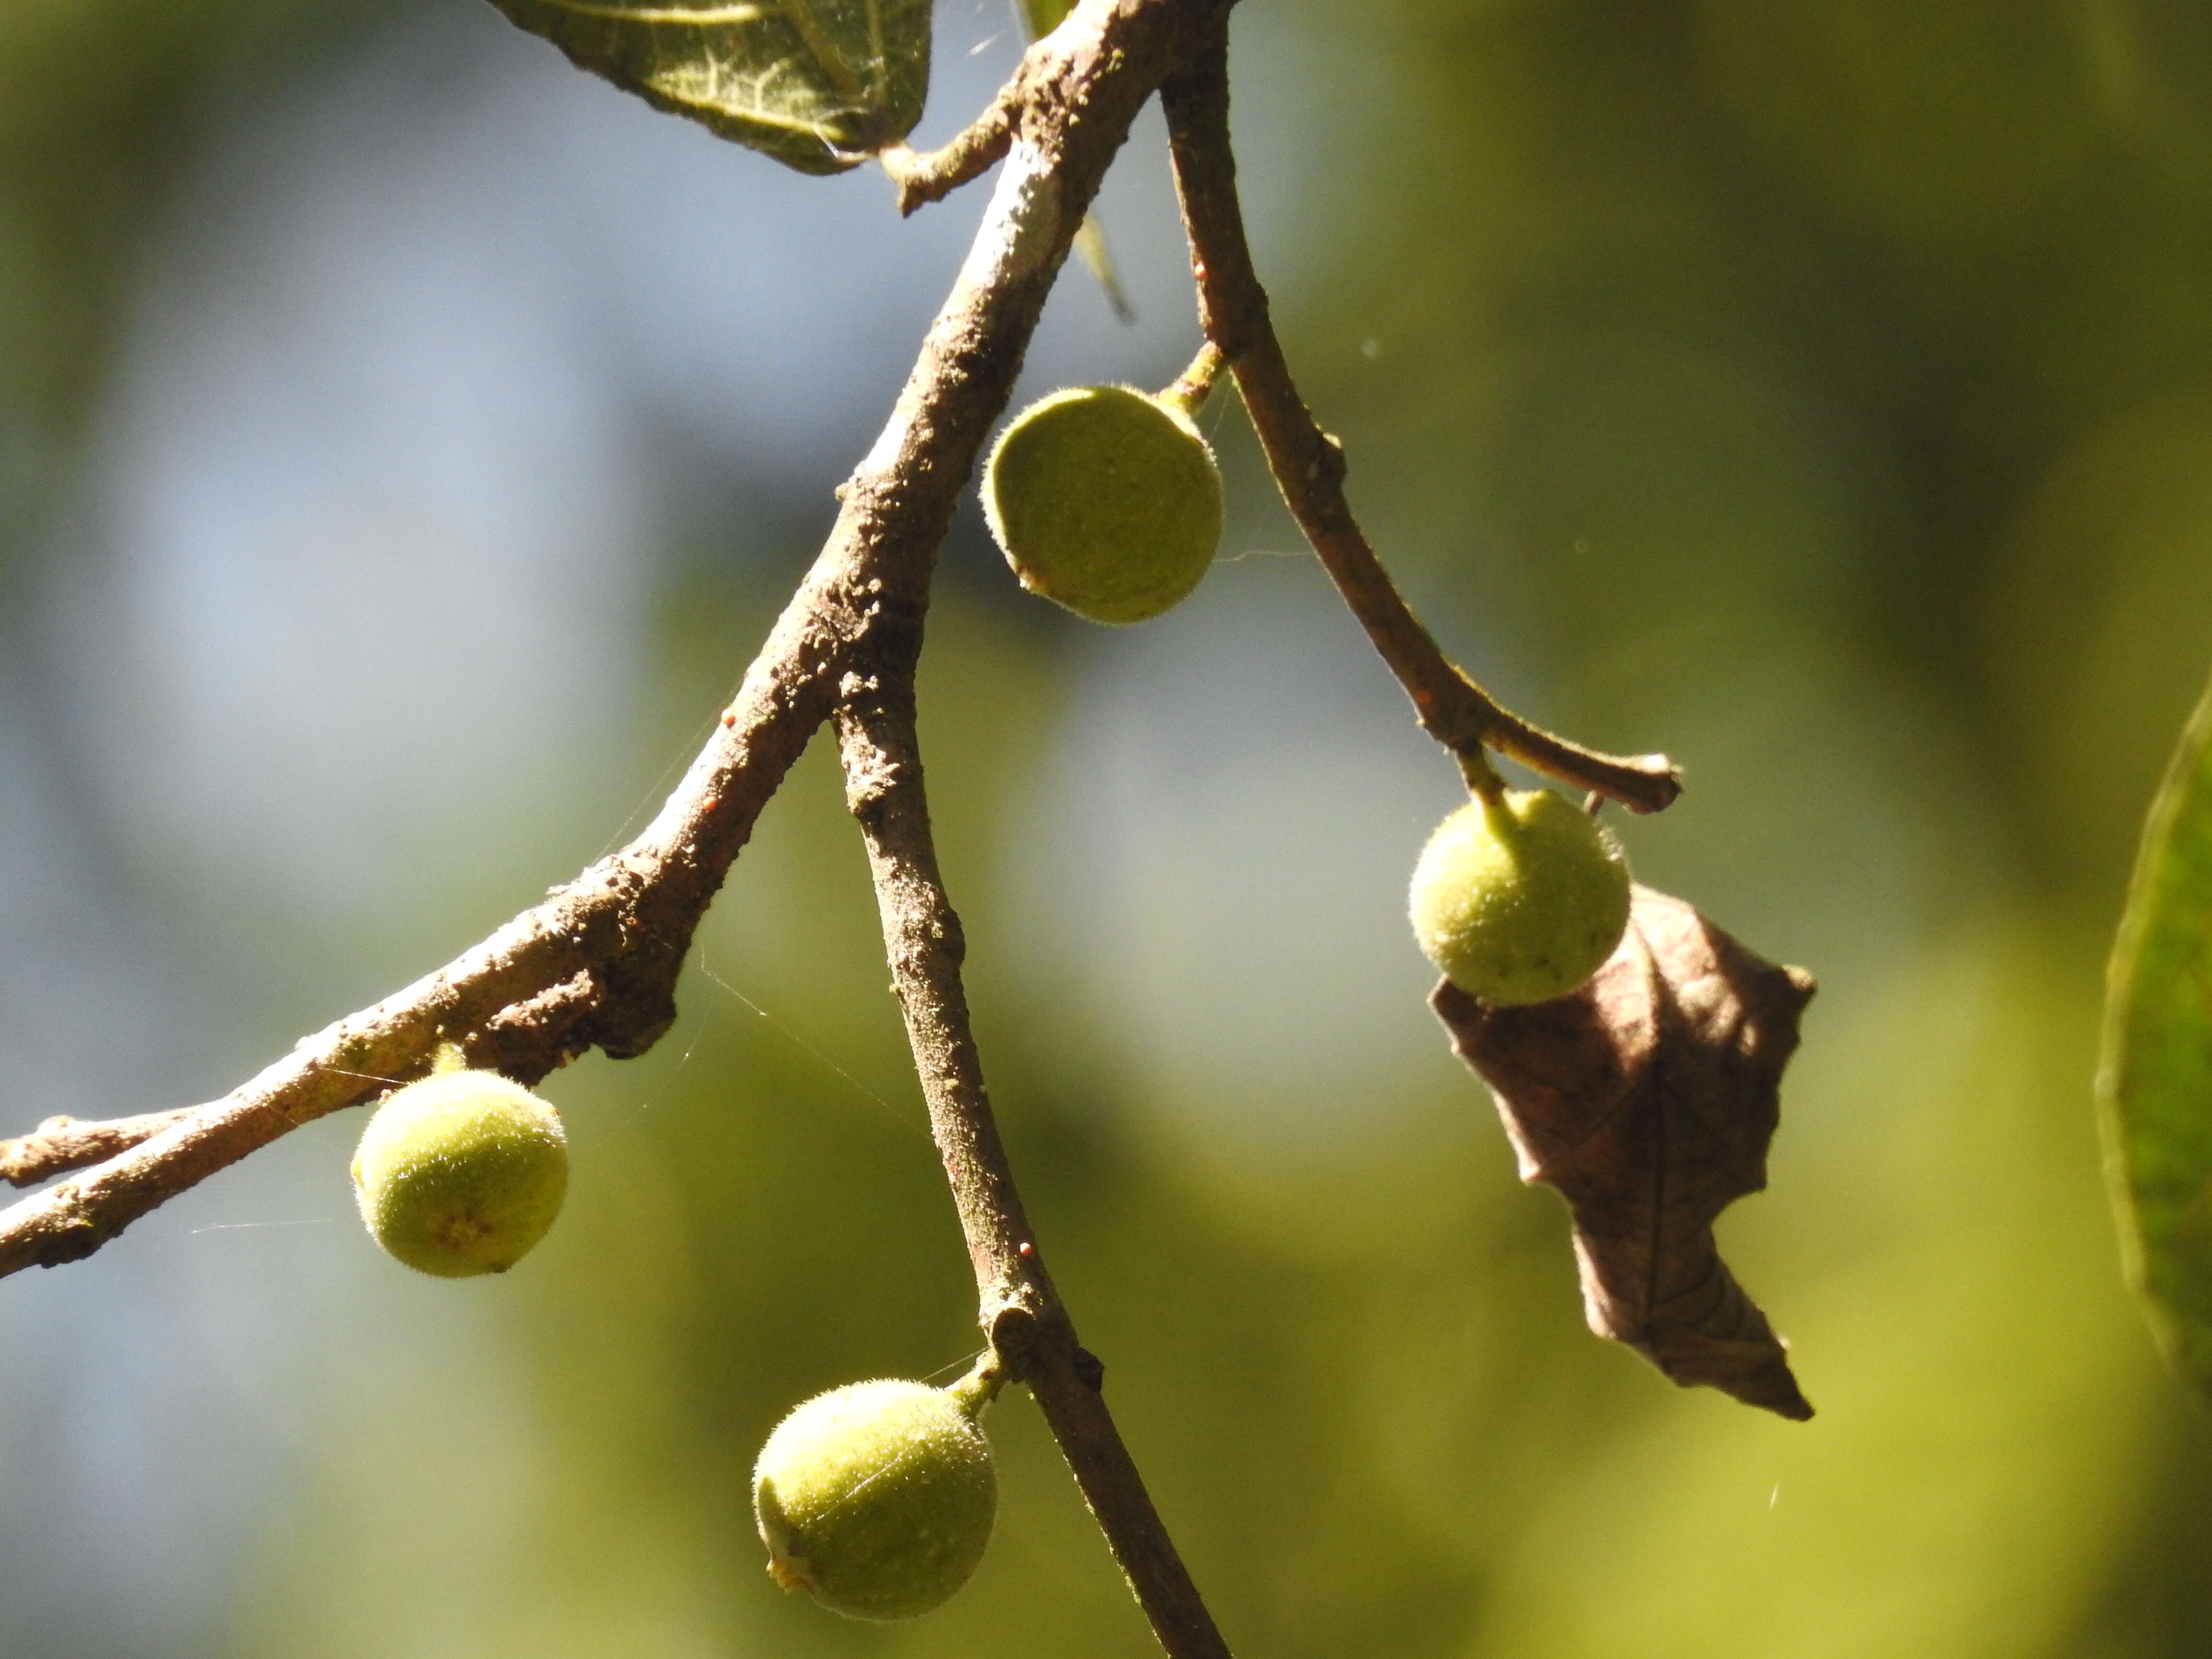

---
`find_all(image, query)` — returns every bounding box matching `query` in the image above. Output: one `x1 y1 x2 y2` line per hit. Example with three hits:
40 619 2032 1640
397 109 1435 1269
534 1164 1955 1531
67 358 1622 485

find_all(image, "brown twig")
0 0 1235 1281
879 84 1016 216
836 643 1234 1659
1 1110 195 1187
1161 38 1682 815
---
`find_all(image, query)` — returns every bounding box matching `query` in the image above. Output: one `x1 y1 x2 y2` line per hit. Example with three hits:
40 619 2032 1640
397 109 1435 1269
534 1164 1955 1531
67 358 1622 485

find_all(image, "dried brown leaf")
1432 884 1817 1420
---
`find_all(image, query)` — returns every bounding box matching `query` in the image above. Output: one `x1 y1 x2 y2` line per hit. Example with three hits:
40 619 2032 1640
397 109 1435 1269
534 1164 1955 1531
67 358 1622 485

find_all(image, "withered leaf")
1432 885 1816 1420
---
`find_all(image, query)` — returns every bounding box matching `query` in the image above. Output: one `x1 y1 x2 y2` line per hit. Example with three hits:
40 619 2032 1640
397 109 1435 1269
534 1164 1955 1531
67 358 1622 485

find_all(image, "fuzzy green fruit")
350 1051 568 1277
753 1377 997 1622
1409 788 1632 1006
983 384 1224 625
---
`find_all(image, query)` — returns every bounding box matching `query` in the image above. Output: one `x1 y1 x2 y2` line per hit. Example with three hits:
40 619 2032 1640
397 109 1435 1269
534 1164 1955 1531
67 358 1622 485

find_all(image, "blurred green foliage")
10 0 2212 1655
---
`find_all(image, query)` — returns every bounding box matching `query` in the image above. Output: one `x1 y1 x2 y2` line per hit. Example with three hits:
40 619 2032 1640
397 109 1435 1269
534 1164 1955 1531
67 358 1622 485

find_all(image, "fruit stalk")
1159 338 1227 418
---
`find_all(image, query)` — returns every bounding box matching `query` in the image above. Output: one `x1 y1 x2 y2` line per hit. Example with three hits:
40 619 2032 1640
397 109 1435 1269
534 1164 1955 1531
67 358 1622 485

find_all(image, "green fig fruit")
983 384 1224 625
350 1046 568 1277
1409 787 1632 1006
753 1375 997 1622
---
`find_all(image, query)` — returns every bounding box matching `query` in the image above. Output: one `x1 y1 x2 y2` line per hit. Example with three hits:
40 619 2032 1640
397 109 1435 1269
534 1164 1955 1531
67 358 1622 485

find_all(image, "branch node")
1073 1346 1107 1392
1314 430 1346 488
989 1301 1039 1367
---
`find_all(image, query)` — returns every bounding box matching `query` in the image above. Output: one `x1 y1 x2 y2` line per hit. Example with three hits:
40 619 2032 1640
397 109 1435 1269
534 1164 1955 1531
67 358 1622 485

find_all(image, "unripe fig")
1409 787 1632 1006
350 1046 567 1277
752 1373 998 1622
983 384 1224 625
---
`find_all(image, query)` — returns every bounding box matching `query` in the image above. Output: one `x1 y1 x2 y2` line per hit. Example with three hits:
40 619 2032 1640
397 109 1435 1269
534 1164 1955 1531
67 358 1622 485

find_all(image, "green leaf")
484 0 932 176
2101 668 2212 1395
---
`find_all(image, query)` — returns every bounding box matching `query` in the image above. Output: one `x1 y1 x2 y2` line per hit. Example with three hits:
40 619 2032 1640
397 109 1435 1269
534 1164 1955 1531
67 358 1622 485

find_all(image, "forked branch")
0 0 1232 1276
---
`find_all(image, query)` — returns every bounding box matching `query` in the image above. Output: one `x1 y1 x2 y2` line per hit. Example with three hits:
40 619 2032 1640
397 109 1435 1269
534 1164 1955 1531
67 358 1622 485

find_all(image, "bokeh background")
4 0 2212 1653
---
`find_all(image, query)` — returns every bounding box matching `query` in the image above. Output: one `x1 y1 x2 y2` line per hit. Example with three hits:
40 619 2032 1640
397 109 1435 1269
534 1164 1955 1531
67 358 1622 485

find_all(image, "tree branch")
0 0 1234 1279
835 639 1234 1659
1161 38 1682 815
